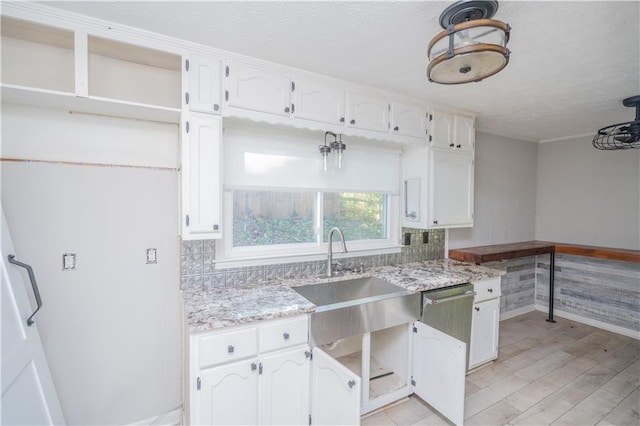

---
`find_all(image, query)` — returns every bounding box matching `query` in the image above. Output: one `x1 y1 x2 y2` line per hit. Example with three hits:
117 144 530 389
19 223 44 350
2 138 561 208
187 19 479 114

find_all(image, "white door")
392 102 428 138
260 347 310 425
187 53 222 114
428 149 474 228
198 359 259 425
429 110 454 149
226 61 291 116
346 92 389 133
293 79 345 125
453 115 475 152
1 210 66 425
182 113 222 240
469 299 500 369
412 321 465 426
311 348 360 425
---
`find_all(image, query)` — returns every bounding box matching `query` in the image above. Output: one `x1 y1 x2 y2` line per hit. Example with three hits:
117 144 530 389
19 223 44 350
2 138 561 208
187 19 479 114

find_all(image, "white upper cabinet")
429 109 475 152
346 92 390 133
186 53 222 114
293 79 345 125
428 149 474 228
392 102 428 138
225 61 291 117
182 113 222 240
453 114 475 152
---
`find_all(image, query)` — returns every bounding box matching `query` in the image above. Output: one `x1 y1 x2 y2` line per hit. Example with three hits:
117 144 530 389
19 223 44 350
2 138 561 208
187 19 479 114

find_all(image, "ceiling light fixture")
320 131 346 172
593 96 640 150
427 0 511 84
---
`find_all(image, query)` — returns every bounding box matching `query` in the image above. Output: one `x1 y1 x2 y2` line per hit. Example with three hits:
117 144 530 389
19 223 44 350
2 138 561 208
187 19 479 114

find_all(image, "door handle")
8 254 42 326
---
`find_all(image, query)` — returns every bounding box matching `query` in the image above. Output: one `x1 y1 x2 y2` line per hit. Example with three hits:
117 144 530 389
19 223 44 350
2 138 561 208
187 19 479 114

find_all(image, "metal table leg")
546 251 556 323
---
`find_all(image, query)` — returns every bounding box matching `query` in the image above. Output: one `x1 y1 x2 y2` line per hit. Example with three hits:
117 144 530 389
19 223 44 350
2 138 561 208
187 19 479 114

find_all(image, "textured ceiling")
44 1 640 143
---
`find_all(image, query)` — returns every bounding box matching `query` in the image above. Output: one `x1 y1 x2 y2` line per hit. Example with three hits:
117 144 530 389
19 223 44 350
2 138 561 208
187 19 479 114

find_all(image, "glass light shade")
319 144 331 172
330 141 346 170
427 18 510 84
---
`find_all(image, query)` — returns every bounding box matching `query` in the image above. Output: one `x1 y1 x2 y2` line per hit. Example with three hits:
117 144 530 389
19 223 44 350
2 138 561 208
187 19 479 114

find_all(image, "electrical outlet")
422 231 429 244
146 248 157 264
62 253 76 270
403 232 411 246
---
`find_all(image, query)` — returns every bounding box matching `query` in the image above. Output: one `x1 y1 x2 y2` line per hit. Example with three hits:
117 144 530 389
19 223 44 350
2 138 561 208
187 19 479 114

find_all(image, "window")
231 190 389 250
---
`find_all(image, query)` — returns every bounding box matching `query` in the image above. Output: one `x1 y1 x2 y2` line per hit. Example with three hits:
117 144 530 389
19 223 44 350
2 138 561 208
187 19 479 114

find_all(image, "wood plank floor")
362 311 640 425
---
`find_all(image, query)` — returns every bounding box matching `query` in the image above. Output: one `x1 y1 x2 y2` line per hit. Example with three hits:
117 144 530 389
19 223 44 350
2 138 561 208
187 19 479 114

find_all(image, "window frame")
219 190 401 265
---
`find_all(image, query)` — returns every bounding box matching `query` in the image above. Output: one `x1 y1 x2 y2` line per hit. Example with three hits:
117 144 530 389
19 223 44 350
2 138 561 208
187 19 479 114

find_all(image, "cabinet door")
260 347 310 425
453 114 475 152
469 298 500 369
412 321 466 426
346 92 389 133
311 347 361 425
187 54 222 114
226 61 291 116
429 110 454 149
182 113 222 239
294 79 345 125
392 102 428 138
198 359 259 425
428 149 474 228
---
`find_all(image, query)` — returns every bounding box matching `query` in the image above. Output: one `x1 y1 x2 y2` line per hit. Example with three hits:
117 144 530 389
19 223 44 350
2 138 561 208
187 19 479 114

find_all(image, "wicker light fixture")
428 0 511 84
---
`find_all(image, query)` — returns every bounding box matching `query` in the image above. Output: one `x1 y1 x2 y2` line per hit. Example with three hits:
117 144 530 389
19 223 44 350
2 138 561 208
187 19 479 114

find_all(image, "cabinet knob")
228 345 234 354
394 126 399 131
475 306 480 312
348 379 356 389
283 332 290 340
339 117 345 123
449 143 455 147
456 144 462 148
433 220 438 225
213 104 219 111
488 288 493 293
284 106 290 113
350 119 356 125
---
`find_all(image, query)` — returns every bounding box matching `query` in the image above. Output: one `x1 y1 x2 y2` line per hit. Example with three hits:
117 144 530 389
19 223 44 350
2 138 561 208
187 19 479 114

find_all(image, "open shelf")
2 85 181 124
1 16 75 93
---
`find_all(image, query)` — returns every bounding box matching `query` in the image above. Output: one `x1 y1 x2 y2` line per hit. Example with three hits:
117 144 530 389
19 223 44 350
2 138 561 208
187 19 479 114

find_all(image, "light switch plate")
62 253 76 270
146 248 157 264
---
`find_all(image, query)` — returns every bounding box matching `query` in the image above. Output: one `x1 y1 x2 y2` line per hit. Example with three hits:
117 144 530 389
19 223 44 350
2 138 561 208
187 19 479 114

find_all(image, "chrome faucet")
327 227 348 277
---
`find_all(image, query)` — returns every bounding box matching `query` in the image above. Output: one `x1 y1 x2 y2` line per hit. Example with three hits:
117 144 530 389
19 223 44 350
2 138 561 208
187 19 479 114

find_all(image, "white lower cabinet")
198 358 259 425
311 347 361 425
411 321 466 426
188 316 310 425
469 298 500 369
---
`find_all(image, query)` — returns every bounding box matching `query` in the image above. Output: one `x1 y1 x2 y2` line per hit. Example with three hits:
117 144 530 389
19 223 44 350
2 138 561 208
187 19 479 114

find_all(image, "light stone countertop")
183 258 504 333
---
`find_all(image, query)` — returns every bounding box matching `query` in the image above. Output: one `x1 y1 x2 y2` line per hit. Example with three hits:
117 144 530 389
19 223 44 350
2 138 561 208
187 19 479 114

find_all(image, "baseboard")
129 407 182 426
534 304 640 340
500 305 536 321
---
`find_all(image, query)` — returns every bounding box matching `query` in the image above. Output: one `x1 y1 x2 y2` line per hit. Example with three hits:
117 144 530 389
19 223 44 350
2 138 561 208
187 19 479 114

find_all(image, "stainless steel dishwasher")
420 283 475 369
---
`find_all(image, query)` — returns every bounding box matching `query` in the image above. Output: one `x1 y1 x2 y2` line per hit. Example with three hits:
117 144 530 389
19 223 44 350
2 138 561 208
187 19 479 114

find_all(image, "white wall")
1 106 181 424
535 136 640 250
449 132 538 249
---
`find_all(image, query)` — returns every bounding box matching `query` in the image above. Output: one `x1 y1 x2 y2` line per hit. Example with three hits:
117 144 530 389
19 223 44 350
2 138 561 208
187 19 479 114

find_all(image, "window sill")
214 245 403 270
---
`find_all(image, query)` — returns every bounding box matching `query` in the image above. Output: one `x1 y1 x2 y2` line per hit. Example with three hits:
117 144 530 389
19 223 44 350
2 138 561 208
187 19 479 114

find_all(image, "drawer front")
199 326 258 368
473 277 501 303
260 316 308 353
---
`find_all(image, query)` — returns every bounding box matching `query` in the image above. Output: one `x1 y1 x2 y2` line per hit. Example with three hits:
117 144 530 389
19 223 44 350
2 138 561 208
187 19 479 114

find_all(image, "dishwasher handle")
423 290 476 306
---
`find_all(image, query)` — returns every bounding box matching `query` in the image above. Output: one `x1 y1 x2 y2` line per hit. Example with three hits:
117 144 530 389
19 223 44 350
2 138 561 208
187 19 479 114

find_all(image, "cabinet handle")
213 104 219 111
488 288 493 293
433 220 438 225
348 379 356 389
213 224 219 231
339 117 345 123
251 363 257 371
283 332 290 340
350 119 356 125
456 144 462 148
475 306 480 312
449 143 455 147
394 126 399 131
228 345 234 354
284 106 290 113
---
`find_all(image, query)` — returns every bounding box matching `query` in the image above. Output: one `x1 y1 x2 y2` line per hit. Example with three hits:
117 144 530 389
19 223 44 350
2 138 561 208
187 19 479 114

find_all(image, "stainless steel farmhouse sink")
293 277 421 346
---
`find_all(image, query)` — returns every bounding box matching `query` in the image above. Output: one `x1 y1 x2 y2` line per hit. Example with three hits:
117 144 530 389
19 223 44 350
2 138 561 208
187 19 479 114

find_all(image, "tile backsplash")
180 228 445 290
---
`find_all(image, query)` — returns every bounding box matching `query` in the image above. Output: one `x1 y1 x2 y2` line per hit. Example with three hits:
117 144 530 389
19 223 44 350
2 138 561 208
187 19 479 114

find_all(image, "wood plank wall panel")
536 254 640 331
484 257 537 315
